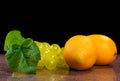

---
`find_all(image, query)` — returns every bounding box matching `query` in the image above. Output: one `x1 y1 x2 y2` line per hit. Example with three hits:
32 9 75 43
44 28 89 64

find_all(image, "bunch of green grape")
35 41 69 71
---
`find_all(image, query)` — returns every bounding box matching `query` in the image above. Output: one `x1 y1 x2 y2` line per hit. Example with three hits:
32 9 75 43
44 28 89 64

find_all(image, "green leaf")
5 38 41 74
4 30 25 51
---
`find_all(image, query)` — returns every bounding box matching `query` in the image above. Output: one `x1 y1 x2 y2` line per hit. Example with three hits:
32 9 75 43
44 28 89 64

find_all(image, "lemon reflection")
65 66 116 81
93 66 116 81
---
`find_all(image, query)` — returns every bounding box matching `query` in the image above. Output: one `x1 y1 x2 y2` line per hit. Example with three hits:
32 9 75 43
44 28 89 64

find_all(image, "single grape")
50 43 61 55
45 54 56 70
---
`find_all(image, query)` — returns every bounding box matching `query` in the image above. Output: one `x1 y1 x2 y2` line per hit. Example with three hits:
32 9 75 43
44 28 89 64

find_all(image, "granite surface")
0 54 120 81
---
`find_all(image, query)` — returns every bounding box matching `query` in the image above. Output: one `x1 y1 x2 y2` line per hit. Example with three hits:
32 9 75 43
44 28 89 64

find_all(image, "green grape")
34 41 41 52
39 42 50 54
56 47 69 70
36 41 69 71
36 42 51 70
35 41 45 69
45 54 56 70
41 43 51 70
34 41 40 46
50 43 61 55
37 58 45 69
38 42 51 63
44 43 61 70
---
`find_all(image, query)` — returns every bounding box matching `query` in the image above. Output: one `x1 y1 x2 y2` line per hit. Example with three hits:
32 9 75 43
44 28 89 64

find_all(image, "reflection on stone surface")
36 69 69 81
7 69 69 81
7 72 36 81
6 66 116 81
7 76 36 81
93 66 116 81
65 65 116 81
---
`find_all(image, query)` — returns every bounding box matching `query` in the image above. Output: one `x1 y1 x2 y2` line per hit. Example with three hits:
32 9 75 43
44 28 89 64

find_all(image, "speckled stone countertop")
0 54 120 81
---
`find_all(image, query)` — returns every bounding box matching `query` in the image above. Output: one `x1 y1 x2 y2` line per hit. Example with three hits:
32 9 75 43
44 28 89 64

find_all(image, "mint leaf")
4 30 25 51
5 38 40 74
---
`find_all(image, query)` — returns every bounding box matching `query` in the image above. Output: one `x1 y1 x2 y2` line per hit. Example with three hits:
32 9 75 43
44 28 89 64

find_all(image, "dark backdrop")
0 12 119 54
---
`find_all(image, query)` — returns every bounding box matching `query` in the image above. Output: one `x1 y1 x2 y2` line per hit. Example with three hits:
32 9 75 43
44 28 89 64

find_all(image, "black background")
0 6 119 54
